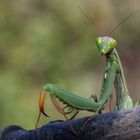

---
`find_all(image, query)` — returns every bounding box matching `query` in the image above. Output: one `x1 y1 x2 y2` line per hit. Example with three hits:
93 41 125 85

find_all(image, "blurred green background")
0 0 140 129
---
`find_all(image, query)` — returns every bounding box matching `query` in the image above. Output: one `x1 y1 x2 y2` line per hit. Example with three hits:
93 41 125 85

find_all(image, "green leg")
135 100 140 106
114 74 133 110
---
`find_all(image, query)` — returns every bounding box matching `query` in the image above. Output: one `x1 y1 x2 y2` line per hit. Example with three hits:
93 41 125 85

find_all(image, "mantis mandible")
35 7 135 129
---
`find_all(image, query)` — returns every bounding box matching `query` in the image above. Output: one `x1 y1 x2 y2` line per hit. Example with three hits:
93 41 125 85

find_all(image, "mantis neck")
113 49 129 94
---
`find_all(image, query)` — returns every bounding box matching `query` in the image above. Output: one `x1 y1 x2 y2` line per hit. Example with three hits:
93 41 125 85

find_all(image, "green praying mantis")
35 7 136 129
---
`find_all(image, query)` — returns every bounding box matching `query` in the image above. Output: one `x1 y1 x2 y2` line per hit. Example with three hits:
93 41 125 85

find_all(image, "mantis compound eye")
96 37 104 54
108 40 117 49
96 37 102 46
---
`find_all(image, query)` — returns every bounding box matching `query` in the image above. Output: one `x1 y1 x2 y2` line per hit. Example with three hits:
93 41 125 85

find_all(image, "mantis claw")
39 91 50 117
35 91 49 128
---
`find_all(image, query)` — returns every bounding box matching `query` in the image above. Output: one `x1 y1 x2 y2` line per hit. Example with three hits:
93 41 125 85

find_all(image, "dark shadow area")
1 106 140 140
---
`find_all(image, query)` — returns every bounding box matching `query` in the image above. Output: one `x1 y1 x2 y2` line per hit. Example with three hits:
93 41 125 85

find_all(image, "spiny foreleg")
36 91 49 128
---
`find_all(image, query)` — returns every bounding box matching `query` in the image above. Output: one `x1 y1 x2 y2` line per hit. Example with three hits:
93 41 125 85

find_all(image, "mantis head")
96 36 117 55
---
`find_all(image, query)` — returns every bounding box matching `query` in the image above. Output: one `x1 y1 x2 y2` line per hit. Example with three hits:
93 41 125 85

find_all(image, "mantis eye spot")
109 40 117 48
96 38 102 46
98 39 102 44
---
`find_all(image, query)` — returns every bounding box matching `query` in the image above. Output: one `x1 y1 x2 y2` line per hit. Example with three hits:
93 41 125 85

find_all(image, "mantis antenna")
77 0 100 34
77 0 138 36
109 11 137 36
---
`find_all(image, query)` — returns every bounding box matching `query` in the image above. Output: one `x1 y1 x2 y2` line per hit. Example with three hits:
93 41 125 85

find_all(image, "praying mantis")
35 7 135 129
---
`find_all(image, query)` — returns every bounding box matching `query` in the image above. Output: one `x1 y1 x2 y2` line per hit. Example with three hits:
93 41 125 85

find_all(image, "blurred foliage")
0 0 140 129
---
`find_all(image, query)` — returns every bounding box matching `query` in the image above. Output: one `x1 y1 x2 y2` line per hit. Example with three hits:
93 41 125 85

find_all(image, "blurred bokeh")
0 0 140 129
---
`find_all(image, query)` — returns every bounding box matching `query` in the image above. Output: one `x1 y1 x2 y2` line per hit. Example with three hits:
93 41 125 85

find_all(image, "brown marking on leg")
50 95 77 135
35 91 49 128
